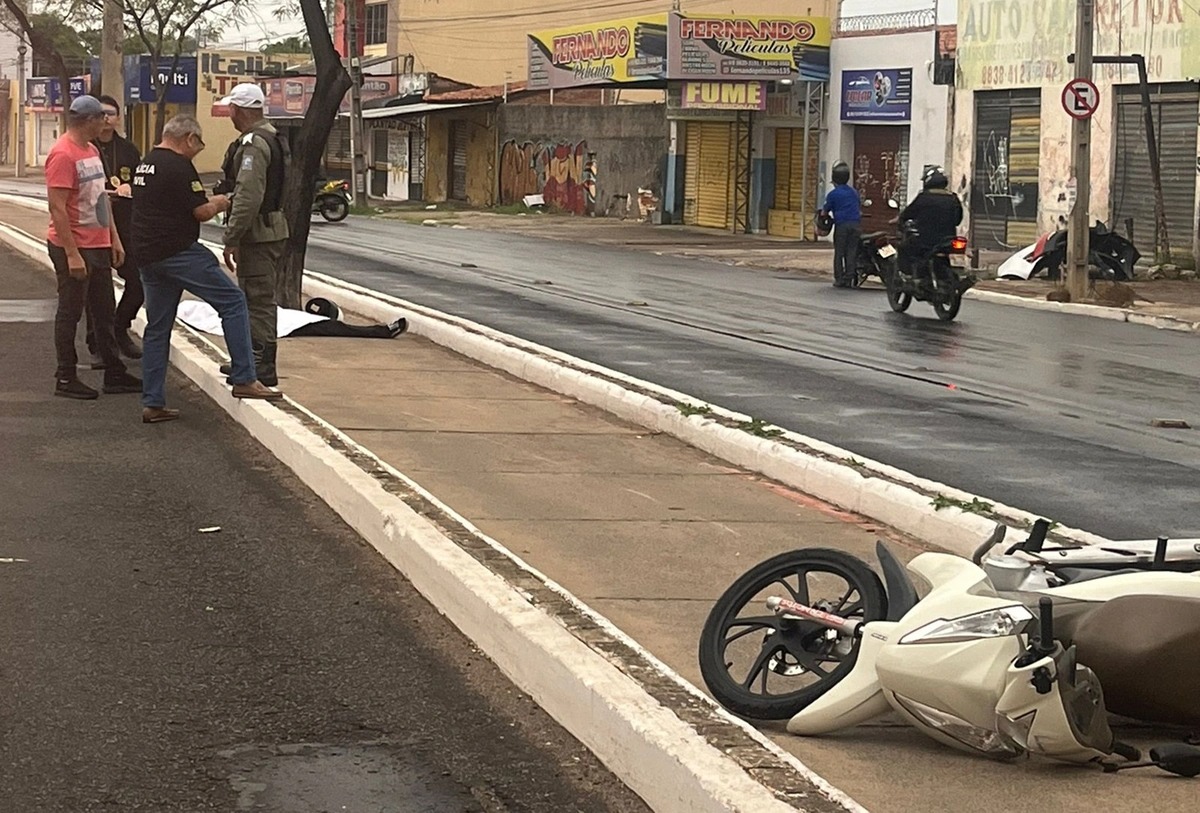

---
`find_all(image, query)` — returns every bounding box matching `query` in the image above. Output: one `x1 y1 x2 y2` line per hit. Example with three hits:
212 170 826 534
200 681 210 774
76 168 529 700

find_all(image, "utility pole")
345 1 367 204
16 40 27 178
101 0 125 100
1066 0 1094 302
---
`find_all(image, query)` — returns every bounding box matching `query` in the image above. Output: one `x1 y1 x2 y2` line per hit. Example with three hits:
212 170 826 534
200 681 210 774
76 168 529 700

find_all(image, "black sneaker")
388 318 409 338
116 330 143 360
103 372 142 395
55 378 99 400
219 362 233 376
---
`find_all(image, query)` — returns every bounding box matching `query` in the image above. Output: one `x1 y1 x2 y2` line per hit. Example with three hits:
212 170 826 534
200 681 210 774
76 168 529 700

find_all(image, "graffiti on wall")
499 140 590 214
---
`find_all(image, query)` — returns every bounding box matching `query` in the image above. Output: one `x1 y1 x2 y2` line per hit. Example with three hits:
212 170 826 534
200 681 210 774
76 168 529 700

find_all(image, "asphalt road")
0 251 648 812
231 216 1199 540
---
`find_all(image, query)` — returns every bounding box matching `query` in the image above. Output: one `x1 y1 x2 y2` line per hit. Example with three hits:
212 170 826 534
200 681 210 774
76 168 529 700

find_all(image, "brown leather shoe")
232 381 284 400
143 407 181 424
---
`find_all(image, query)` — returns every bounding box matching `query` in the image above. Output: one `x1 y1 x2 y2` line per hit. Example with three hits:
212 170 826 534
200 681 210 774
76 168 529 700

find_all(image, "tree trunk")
276 0 353 308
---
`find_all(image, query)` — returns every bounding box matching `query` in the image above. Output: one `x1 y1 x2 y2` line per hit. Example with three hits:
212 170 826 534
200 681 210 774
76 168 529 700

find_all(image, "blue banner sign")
840 68 912 122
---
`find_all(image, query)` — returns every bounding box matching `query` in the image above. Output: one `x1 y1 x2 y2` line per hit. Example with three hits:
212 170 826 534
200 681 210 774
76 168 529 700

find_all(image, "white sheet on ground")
175 300 328 337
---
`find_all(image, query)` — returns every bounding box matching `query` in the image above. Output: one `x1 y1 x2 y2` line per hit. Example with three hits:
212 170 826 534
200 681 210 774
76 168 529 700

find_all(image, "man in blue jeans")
820 161 862 288
130 114 283 423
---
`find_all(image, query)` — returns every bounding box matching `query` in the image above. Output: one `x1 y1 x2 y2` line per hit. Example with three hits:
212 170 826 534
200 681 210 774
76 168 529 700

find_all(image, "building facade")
825 13 954 233
356 0 834 87
953 0 1200 265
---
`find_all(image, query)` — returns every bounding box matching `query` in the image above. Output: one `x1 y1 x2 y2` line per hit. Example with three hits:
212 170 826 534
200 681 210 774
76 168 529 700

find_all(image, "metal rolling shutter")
1112 83 1199 264
683 122 701 225
771 127 821 238
695 122 733 230
450 122 469 201
972 90 1041 250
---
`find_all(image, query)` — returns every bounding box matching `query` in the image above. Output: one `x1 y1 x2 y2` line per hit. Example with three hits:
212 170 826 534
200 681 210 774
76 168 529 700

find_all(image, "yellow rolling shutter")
696 123 732 229
683 121 734 229
684 123 702 225
769 127 820 239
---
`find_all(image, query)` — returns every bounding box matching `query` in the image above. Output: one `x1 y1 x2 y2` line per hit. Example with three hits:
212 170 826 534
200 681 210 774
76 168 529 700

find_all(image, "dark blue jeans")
140 243 256 408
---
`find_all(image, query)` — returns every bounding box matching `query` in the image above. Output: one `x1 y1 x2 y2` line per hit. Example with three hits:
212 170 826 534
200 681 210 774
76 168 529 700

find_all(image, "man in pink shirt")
46 94 141 400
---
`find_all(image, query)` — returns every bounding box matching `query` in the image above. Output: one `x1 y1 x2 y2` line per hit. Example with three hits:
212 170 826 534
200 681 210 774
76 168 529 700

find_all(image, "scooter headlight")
899 605 1033 645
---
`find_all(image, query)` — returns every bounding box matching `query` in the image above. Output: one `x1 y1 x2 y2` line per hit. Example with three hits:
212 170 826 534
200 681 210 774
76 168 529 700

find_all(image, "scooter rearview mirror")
1150 744 1200 778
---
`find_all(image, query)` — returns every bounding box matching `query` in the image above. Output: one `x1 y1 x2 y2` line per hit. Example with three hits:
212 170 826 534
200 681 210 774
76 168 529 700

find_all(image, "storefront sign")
262 74 416 117
667 13 832 83
25 76 88 111
680 81 766 110
527 14 668 89
841 68 912 122
957 0 1197 90
130 56 197 104
201 50 304 116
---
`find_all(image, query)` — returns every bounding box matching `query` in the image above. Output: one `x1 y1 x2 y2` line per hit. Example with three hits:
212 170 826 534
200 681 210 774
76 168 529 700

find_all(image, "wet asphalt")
266 216 1200 540
0 252 648 812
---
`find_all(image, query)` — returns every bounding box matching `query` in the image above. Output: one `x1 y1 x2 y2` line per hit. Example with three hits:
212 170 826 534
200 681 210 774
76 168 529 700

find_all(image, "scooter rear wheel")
933 291 963 321
317 195 350 223
699 549 888 721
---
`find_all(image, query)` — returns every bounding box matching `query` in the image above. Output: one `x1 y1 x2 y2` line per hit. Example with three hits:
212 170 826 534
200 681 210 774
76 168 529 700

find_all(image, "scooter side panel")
786 623 895 735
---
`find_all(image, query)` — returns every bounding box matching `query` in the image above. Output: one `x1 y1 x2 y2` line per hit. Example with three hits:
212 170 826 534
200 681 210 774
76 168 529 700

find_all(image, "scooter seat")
860 232 888 241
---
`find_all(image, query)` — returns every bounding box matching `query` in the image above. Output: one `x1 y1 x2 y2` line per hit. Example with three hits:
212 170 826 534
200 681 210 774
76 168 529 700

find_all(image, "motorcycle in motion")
313 178 351 223
883 202 976 321
699 522 1200 775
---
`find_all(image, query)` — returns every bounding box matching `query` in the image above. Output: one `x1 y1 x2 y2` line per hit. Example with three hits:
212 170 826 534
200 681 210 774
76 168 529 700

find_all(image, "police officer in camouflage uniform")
217 83 289 387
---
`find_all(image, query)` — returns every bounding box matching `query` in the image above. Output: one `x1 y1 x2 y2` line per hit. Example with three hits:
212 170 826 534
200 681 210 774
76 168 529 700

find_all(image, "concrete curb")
295 269 1116 554
967 287 1200 333
0 220 867 813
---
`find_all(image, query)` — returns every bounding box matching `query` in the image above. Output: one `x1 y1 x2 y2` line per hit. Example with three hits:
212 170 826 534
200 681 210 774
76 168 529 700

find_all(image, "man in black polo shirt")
130 114 283 424
86 94 144 363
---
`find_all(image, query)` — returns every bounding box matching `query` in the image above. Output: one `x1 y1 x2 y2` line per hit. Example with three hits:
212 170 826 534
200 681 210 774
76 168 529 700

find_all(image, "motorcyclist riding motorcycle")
896 168 963 281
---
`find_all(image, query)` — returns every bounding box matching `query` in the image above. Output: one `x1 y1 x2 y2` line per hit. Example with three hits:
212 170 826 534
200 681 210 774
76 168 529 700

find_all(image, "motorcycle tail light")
950 236 968 252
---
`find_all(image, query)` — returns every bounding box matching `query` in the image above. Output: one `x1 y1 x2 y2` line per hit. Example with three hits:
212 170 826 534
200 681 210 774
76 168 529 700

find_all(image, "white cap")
216 83 265 109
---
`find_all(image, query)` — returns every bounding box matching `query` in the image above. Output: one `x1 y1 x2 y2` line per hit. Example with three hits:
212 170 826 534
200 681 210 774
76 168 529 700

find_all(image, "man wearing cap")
85 94 144 364
216 82 290 387
45 95 141 400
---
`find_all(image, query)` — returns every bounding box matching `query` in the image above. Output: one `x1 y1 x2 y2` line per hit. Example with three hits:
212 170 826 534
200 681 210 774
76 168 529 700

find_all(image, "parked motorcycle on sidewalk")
882 202 976 321
313 178 351 223
699 522 1200 774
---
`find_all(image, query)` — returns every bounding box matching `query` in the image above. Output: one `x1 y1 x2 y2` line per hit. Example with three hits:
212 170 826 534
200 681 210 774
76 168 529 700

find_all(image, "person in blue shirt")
821 161 862 288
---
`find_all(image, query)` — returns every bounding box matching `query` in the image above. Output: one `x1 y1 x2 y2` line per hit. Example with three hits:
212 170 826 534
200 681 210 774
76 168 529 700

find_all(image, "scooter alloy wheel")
699 549 888 721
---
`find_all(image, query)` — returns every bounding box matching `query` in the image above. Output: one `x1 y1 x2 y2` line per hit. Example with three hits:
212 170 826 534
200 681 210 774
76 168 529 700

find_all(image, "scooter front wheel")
699 549 887 721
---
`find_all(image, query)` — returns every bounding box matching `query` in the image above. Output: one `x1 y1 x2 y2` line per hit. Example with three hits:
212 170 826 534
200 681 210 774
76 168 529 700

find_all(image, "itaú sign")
680 81 767 110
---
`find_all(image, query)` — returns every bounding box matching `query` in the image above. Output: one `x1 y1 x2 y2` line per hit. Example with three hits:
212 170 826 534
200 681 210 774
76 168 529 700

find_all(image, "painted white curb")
0 217 867 813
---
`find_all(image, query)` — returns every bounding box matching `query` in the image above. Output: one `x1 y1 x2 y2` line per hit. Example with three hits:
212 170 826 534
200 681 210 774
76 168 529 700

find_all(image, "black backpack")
221 126 291 220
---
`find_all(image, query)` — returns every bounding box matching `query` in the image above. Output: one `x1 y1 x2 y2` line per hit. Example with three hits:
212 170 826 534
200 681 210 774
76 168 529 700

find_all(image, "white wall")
825 29 952 203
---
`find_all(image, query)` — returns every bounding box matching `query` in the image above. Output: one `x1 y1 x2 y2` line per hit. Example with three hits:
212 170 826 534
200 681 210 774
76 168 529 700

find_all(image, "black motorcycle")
850 231 899 287
884 220 976 322
313 178 351 223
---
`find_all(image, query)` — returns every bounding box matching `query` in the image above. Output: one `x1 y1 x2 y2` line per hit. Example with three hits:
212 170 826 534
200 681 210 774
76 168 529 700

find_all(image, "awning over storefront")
338 101 490 120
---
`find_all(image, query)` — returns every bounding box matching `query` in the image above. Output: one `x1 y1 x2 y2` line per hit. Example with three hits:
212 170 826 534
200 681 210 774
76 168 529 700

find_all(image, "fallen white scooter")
770 536 1200 774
